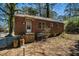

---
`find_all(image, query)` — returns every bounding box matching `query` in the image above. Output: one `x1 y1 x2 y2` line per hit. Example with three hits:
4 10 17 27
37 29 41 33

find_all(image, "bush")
65 18 79 34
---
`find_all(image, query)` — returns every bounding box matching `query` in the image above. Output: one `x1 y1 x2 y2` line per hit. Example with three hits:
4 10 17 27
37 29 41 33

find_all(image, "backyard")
0 33 79 56
0 3 79 56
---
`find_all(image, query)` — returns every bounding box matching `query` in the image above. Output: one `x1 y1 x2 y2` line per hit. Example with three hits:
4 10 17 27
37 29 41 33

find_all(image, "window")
26 20 32 33
27 25 31 29
38 22 46 30
42 22 46 29
38 23 41 29
42 23 44 29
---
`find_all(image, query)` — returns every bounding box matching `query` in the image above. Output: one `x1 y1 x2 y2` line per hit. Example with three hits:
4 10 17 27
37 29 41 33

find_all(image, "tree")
19 4 38 16
0 3 17 36
21 3 57 17
64 3 79 34
50 11 57 19
36 3 46 17
45 3 56 18
46 3 50 18
65 3 79 17
32 3 56 18
22 7 38 16
37 3 42 16
25 7 38 16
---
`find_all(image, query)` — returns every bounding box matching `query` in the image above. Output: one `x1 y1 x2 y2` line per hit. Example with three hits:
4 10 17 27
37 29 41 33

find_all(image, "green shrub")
65 17 79 34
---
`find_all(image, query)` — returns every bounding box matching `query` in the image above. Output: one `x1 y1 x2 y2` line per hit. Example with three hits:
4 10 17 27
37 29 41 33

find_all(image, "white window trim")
26 20 32 33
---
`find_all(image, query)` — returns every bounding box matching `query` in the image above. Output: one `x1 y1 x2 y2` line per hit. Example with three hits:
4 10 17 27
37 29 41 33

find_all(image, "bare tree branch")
0 6 10 15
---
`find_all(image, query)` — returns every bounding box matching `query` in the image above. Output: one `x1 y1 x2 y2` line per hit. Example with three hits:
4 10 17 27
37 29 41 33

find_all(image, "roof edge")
15 14 64 23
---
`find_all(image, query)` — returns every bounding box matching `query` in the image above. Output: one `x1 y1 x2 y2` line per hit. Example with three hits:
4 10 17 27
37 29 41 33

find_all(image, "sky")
53 3 67 16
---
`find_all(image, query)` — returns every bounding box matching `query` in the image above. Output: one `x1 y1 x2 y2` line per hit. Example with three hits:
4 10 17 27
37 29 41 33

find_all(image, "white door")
26 20 32 33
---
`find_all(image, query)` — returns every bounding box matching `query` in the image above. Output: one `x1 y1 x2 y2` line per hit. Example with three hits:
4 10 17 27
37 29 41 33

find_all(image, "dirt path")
0 33 79 56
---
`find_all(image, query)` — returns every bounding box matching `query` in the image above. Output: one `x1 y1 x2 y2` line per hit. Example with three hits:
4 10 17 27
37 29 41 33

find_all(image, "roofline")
15 14 64 23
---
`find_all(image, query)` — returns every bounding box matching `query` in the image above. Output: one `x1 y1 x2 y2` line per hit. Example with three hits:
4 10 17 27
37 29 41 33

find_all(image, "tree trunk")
46 3 50 18
8 3 15 36
8 15 13 35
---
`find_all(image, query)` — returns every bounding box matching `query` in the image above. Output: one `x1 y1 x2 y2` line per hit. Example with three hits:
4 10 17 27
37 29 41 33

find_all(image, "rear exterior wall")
14 16 26 35
14 16 64 35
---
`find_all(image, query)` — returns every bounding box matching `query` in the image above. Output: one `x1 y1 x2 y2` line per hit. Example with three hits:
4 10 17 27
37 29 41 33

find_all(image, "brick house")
14 14 64 36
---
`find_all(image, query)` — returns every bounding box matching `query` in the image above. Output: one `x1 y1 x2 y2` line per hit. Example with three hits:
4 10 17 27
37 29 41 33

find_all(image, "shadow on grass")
70 40 79 56
0 41 34 51
0 45 19 51
65 31 79 35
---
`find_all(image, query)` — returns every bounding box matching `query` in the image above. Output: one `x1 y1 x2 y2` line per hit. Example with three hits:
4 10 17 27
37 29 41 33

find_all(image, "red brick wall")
32 19 36 33
50 22 64 34
33 19 51 33
14 16 64 35
14 16 26 35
